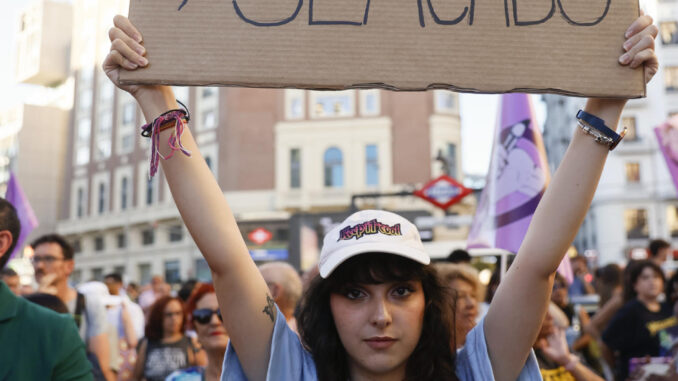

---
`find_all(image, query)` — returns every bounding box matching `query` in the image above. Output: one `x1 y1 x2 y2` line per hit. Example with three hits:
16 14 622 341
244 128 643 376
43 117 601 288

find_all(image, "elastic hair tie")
140 100 192 178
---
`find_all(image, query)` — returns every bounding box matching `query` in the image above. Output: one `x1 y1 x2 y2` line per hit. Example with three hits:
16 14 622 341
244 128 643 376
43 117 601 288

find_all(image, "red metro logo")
414 175 472 210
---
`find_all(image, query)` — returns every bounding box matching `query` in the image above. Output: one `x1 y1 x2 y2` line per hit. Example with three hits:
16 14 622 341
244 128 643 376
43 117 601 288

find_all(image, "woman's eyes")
392 285 415 297
345 288 366 300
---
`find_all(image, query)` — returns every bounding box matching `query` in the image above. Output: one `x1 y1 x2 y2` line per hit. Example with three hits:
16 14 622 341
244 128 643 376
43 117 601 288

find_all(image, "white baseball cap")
318 210 431 278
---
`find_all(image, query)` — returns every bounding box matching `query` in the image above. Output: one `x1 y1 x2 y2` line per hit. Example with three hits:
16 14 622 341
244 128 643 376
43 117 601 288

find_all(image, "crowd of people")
0 10 665 381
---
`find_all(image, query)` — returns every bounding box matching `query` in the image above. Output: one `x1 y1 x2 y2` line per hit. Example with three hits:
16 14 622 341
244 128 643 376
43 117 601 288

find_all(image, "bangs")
326 252 427 291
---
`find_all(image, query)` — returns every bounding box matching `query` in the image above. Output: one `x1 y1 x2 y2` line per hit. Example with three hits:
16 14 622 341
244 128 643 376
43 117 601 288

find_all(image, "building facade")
542 0 678 265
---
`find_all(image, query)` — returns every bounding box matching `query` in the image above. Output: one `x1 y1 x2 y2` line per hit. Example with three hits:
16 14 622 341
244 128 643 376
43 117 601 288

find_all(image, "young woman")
103 13 659 381
133 296 203 381
167 283 229 381
602 261 676 380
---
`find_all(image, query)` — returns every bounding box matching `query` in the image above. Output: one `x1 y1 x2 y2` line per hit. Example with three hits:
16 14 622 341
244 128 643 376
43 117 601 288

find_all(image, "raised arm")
103 16 275 381
483 15 659 381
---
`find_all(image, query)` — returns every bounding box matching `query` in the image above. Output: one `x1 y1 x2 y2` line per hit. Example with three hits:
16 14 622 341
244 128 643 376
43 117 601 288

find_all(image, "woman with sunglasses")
133 296 204 381
104 13 658 381
167 284 228 381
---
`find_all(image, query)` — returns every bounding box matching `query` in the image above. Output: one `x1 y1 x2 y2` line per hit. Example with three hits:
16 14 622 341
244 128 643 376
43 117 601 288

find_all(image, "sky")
0 0 546 178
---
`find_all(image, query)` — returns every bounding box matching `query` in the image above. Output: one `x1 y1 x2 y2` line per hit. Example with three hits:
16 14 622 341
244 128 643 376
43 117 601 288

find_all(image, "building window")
434 90 456 113
168 225 183 242
668 206 678 237
625 208 649 239
122 102 136 124
164 260 181 284
98 182 106 214
72 239 82 254
117 233 127 249
98 79 114 103
76 118 91 166
286 90 305 120
146 178 154 206
202 87 216 98
447 143 458 178
365 144 379 186
121 177 128 210
113 265 125 276
195 258 212 282
92 268 103 281
625 162 640 183
310 91 354 118
71 269 82 285
202 109 217 129
78 88 93 112
666 67 678 92
94 236 104 252
360 90 380 116
142 229 155 246
324 147 344 187
290 148 301 189
660 21 678 45
77 187 85 217
621 116 637 141
138 263 151 285
95 110 112 160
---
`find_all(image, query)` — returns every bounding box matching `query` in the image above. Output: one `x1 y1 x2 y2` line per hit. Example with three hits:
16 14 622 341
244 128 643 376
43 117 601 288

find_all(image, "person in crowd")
0 197 92 380
593 264 623 308
533 307 604 381
127 282 141 303
551 273 602 375
649 239 671 267
31 233 114 381
259 262 303 332
602 260 678 380
447 249 472 265
139 275 170 313
104 273 145 381
167 283 228 381
133 296 204 381
436 263 481 348
104 12 658 381
179 279 198 302
568 256 595 297
0 266 20 295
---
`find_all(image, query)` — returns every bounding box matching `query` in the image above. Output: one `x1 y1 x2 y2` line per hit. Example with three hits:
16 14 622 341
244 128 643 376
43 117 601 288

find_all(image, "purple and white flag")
655 116 678 195
5 172 38 259
468 94 572 283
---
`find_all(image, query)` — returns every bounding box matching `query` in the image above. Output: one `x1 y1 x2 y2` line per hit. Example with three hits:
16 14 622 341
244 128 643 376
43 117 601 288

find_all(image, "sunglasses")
192 308 222 325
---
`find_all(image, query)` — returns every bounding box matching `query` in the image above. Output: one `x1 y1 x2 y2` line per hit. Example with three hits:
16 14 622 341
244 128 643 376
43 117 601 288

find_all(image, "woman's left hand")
621 11 659 84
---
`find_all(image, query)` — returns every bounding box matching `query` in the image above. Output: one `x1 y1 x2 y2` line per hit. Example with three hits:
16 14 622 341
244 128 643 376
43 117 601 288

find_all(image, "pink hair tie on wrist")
140 100 192 178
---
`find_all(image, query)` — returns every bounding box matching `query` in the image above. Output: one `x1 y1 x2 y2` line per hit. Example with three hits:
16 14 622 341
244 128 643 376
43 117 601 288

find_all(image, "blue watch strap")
576 110 620 140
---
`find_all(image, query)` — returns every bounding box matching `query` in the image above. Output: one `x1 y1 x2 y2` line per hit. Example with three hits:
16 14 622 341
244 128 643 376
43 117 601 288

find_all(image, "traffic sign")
413 175 472 210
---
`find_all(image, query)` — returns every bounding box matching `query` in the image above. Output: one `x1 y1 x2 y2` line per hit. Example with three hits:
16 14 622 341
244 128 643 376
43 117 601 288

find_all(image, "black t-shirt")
602 299 675 380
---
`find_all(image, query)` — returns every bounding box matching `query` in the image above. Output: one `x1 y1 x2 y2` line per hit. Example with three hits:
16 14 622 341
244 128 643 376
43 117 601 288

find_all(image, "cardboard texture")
119 0 645 98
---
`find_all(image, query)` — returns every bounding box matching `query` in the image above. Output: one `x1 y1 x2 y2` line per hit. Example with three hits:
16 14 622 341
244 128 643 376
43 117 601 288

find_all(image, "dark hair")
24 292 69 314
0 267 18 277
624 260 665 302
104 273 123 283
297 253 457 381
145 296 186 341
178 279 198 302
666 272 678 306
447 249 471 264
0 198 21 269
30 234 74 260
594 264 622 306
649 239 671 258
185 283 216 329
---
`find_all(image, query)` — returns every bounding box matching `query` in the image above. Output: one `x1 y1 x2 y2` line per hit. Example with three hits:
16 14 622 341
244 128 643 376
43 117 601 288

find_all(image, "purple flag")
5 172 38 260
655 116 678 195
467 94 573 282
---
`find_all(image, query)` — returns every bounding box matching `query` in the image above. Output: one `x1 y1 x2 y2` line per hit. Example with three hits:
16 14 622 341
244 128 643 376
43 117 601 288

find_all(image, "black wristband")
576 110 625 150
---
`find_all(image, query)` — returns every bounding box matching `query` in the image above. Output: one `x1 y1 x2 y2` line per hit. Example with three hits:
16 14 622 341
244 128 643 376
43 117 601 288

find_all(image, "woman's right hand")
102 15 164 99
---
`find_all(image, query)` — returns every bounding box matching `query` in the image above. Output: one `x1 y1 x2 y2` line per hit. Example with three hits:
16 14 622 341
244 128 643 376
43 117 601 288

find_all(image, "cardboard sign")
120 0 644 98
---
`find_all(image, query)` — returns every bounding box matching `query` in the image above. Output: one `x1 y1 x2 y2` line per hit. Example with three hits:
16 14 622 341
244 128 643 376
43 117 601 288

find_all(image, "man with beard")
32 233 114 381
0 198 91 380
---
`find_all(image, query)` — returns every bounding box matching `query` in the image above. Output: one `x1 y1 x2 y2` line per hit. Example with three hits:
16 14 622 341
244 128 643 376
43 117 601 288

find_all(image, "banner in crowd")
5 172 39 259
655 116 678 195
468 94 572 282
120 0 644 98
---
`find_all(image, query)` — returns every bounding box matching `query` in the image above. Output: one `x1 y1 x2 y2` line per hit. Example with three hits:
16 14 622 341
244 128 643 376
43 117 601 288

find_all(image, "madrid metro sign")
413 175 472 210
